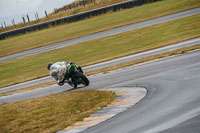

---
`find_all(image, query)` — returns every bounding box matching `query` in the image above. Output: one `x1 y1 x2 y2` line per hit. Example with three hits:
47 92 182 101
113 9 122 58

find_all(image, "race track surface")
1 51 200 133
80 51 200 133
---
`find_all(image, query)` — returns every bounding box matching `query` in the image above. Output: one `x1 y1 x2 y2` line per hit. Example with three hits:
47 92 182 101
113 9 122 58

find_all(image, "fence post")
37 13 39 20
4 21 7 28
27 14 30 23
54 8 58 13
45 11 48 17
35 14 37 20
12 19 16 26
35 12 39 20
22 16 26 24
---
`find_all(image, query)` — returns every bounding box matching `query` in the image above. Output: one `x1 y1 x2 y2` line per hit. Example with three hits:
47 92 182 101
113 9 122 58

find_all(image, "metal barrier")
0 0 160 40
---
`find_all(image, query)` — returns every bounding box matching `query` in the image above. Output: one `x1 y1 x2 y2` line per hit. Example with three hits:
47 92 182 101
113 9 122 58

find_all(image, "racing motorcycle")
64 66 89 88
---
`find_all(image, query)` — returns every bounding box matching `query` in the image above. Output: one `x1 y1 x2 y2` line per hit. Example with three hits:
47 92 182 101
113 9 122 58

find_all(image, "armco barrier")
0 0 160 40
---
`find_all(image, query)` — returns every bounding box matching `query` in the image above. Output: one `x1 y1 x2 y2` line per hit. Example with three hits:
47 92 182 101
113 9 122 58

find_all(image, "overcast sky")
0 0 75 26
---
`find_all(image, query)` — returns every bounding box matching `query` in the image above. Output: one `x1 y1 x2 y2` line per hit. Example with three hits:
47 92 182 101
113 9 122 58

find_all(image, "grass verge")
1 44 200 97
0 14 200 88
0 89 116 133
0 0 199 57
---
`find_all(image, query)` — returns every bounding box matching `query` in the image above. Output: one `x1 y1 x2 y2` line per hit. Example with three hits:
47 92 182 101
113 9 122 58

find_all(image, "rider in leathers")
47 61 83 87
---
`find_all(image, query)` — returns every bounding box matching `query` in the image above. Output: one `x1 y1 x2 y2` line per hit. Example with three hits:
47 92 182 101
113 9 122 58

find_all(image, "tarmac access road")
0 49 200 133
0 7 200 63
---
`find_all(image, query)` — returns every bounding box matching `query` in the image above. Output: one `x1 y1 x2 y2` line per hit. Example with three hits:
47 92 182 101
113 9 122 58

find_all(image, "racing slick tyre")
80 73 89 86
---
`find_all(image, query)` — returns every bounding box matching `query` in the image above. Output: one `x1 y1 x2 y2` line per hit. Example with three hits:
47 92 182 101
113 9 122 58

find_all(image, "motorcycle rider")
47 61 83 87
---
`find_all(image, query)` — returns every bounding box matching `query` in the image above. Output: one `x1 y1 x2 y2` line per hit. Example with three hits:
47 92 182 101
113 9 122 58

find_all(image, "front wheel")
80 73 89 86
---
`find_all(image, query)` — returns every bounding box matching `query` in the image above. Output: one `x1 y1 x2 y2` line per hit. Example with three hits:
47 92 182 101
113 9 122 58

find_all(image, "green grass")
0 14 199 88
0 0 199 57
0 89 116 133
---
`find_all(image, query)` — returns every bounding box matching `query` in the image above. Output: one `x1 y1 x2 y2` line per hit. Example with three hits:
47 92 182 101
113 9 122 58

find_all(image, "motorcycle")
64 67 89 88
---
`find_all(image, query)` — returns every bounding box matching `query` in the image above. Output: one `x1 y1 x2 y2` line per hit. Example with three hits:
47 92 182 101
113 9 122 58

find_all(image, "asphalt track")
0 7 200 63
1 50 200 133
80 51 200 133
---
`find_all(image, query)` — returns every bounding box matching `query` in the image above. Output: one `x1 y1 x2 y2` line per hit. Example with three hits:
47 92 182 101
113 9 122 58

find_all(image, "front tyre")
80 74 89 86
